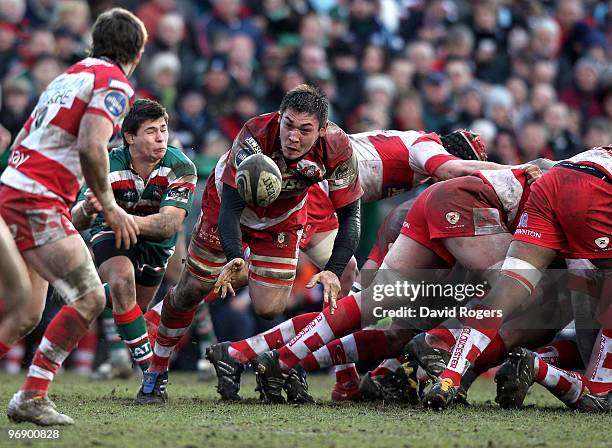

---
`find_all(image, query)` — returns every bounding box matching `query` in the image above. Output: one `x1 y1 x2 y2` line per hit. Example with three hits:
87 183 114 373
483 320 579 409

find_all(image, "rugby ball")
235 153 282 207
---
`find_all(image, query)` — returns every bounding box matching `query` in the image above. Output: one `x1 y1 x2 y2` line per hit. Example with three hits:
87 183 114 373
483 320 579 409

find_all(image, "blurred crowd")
0 0 611 174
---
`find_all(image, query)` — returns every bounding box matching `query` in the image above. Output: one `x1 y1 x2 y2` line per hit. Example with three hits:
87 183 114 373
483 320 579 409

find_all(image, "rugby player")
423 146 612 411
71 99 196 375
136 85 364 404
0 9 146 425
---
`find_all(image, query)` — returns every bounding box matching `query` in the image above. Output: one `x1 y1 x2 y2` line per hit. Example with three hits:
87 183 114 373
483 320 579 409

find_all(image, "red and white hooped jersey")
1 57 134 205
348 130 458 202
565 146 612 177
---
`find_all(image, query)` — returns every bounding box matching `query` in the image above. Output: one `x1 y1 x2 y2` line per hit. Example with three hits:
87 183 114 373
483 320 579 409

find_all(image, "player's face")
130 117 169 162
279 109 326 160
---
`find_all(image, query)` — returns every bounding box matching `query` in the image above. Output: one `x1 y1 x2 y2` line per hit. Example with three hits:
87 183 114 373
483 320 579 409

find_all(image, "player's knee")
18 308 44 336
252 297 286 320
174 276 209 311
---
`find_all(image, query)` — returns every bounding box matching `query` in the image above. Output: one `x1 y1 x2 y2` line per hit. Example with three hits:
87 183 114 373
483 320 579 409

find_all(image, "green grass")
0 372 609 448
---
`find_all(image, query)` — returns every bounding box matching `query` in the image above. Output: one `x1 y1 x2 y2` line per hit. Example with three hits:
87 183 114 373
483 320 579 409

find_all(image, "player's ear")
318 122 328 138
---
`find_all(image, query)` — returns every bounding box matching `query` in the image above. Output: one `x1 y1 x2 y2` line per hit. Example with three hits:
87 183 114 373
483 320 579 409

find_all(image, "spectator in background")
559 57 604 128
491 128 522 165
393 91 424 131
0 21 20 79
136 0 177 42
445 58 475 102
218 91 257 141
518 121 553 160
361 43 387 75
227 33 257 91
143 12 200 92
28 53 63 96
506 75 530 126
388 56 414 98
298 44 329 84
421 71 452 132
142 52 181 114
175 89 211 153
201 55 236 120
0 77 33 146
543 101 583 159
406 40 435 87
582 117 612 149
486 85 514 130
449 83 484 132
527 82 557 123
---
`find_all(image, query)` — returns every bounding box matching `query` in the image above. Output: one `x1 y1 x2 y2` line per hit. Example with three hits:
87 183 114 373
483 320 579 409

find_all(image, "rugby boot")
135 371 168 404
284 366 315 404
7 392 74 426
573 391 612 413
405 334 451 378
206 342 244 401
422 377 457 410
495 348 535 409
254 350 286 404
332 379 362 401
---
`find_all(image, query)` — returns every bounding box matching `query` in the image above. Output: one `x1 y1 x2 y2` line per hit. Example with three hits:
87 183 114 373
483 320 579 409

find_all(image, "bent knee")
251 298 286 320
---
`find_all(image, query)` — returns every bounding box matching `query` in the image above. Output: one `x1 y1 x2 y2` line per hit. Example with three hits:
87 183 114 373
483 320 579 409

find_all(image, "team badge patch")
104 91 127 117
445 211 460 225
595 237 610 249
518 212 528 228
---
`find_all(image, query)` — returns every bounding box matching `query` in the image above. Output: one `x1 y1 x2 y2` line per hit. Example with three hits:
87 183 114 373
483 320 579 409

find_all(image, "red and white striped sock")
228 312 319 363
4 339 25 374
334 364 360 384
585 329 612 395
535 358 588 405
277 294 362 370
71 328 97 375
535 339 581 368
144 300 163 350
473 333 507 374
440 305 502 385
425 326 461 351
148 288 196 373
21 307 89 397
301 329 388 371
371 356 408 379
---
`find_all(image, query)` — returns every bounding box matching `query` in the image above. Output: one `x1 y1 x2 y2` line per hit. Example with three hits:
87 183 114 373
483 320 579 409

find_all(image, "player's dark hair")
90 8 147 67
280 84 329 129
122 99 169 146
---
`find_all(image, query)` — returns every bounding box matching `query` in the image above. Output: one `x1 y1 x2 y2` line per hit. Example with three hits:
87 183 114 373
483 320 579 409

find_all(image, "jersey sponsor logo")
331 155 358 187
167 186 190 203
595 237 610 249
514 228 542 239
518 212 528 228
282 177 310 191
244 137 262 154
445 211 460 225
104 91 127 117
9 150 30 169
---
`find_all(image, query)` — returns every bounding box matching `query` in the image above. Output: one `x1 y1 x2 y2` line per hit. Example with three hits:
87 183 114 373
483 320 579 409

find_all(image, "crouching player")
136 85 363 404
71 99 196 375
424 146 612 411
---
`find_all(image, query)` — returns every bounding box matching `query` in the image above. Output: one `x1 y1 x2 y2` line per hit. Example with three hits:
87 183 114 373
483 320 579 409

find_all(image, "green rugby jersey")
80 144 197 253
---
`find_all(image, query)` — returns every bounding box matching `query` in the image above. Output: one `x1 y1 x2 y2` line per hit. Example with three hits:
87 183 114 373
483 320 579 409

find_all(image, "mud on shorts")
187 212 302 289
400 176 509 266
0 185 78 251
91 233 170 287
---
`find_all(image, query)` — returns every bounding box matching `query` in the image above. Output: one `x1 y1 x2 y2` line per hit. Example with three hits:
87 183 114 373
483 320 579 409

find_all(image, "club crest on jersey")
518 212 528 228
104 91 127 117
275 232 288 248
445 211 460 225
595 237 610 249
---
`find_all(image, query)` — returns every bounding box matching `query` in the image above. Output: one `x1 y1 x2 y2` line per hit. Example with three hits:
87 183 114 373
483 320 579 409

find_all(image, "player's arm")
77 113 139 249
0 218 31 304
133 206 186 240
218 183 246 261
433 159 510 180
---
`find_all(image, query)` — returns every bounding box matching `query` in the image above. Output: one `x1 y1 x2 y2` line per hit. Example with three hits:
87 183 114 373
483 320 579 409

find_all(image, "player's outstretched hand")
105 206 139 249
307 270 341 314
523 164 543 184
214 258 246 298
